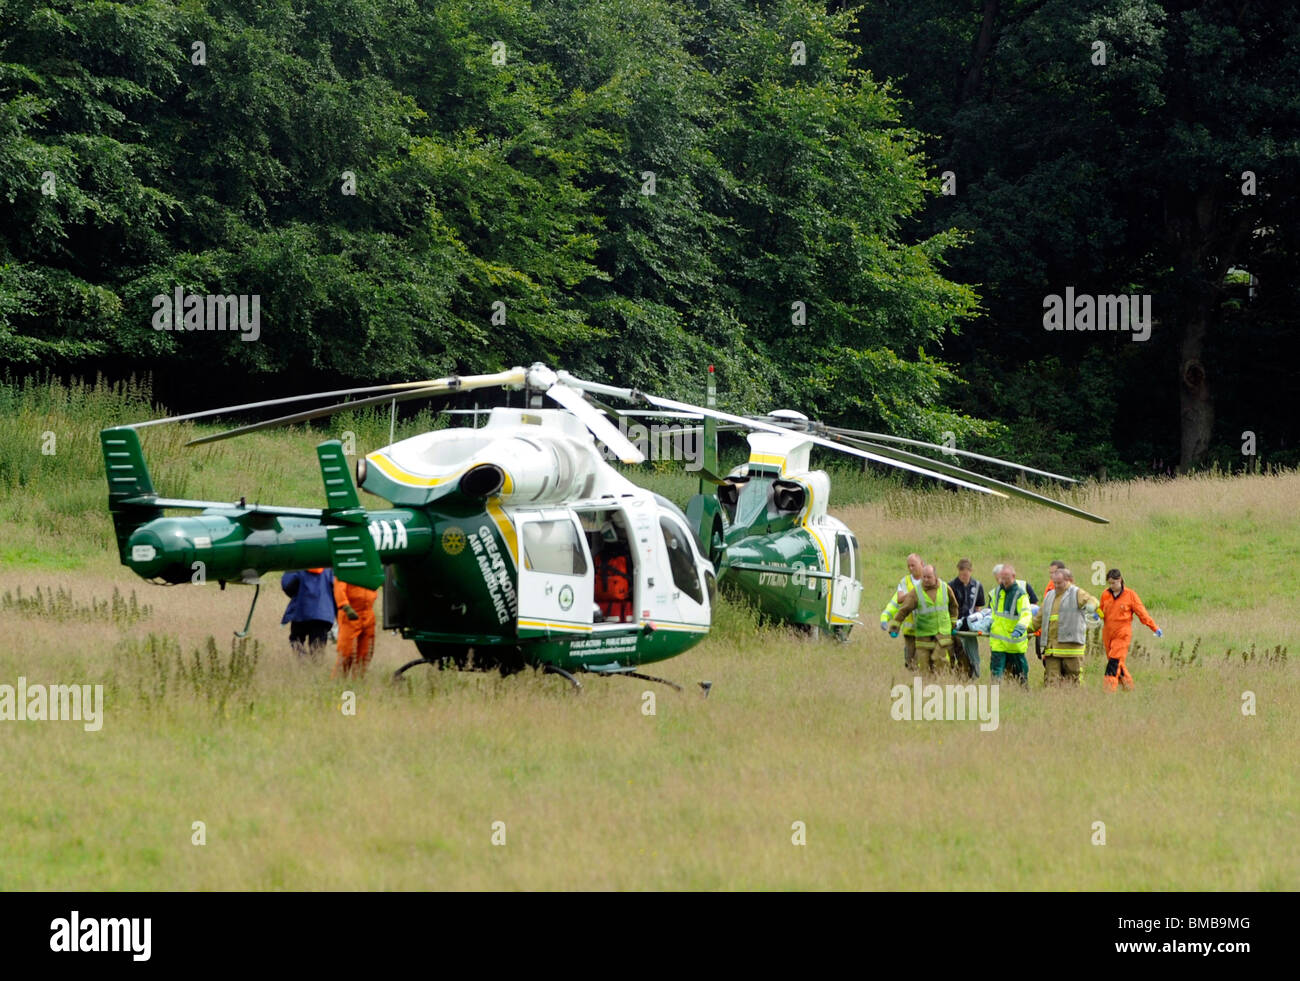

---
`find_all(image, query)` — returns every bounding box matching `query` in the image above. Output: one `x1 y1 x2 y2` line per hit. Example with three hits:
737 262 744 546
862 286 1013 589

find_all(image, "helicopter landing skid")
620 671 684 693
392 659 685 696
543 664 583 692
392 657 435 681
233 583 260 639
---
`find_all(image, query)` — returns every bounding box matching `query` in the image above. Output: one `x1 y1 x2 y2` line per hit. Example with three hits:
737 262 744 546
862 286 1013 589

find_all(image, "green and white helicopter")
592 368 1107 641
100 363 1105 689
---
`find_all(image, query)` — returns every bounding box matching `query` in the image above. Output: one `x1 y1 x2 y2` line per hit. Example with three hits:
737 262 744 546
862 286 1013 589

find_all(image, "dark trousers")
902 634 917 670
956 635 981 679
990 649 1029 685
289 619 332 658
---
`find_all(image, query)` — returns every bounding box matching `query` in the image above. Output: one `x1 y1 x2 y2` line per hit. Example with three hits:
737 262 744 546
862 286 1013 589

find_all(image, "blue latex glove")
879 620 888 631
952 624 960 635
1155 628 1163 638
889 629 899 639
1011 625 1026 640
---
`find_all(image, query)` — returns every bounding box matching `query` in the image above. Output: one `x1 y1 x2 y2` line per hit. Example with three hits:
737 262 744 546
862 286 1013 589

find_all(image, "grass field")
1 379 1297 889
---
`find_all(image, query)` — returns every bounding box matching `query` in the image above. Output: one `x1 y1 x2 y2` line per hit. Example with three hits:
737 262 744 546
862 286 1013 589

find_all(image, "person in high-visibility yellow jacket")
987 563 1032 684
880 552 923 669
886 565 960 674
1030 568 1100 685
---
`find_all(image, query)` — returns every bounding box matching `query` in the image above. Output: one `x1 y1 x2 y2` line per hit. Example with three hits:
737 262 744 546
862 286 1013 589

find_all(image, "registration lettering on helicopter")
758 561 814 590
367 518 408 552
570 634 638 652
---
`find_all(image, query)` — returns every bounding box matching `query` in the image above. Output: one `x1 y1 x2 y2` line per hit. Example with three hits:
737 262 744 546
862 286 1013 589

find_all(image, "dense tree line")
852 0 1300 473
1 0 1295 475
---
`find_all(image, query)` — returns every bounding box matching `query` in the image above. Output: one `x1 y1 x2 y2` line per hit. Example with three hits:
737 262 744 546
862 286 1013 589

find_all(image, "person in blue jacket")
281 567 336 659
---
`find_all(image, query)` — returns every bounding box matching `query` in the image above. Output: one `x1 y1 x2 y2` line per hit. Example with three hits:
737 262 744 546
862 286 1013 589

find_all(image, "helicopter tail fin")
698 365 719 495
317 440 384 589
686 492 726 572
101 427 163 562
686 366 728 568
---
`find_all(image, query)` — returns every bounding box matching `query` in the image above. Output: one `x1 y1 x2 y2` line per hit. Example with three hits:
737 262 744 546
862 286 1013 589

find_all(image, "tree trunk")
1170 187 1233 474
1178 307 1213 472
959 0 1000 104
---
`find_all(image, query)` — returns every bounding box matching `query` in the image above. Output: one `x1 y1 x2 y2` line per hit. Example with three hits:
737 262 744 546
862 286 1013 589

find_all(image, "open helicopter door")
514 510 595 640
831 531 863 625
576 508 639 627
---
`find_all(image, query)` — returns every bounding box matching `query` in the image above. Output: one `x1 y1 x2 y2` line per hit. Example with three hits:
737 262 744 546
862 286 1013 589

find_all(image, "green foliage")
852 0 1300 471
1 0 976 442
0 373 157 493
1 584 152 625
0 375 453 526
113 632 261 714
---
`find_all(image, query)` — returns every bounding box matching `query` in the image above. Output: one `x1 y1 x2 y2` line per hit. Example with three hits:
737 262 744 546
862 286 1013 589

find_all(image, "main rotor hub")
525 363 558 391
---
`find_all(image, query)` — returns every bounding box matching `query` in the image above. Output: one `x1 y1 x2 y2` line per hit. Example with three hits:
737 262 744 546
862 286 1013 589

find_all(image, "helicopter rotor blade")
581 394 745 434
437 408 710 438
130 378 494 430
613 409 704 420
606 408 748 435
812 424 1080 484
184 368 528 446
825 432 1109 524
544 383 646 464
559 375 1004 498
581 393 640 427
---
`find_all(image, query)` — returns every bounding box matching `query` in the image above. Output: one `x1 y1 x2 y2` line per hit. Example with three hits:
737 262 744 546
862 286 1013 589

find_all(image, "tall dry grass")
0 380 1297 889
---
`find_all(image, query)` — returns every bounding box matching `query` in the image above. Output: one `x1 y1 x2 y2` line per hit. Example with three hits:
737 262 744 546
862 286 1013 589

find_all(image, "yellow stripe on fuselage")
748 453 786 473
486 499 518 566
518 619 592 633
368 453 452 486
368 454 515 496
799 480 833 621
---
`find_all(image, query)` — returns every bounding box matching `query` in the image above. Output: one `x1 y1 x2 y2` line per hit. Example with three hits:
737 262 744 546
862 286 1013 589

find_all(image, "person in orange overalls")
332 577 379 678
591 519 634 623
1098 568 1161 692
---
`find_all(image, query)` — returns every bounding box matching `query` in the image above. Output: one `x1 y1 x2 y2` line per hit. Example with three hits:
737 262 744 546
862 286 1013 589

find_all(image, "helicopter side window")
660 518 704 605
836 532 854 580
522 520 587 576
